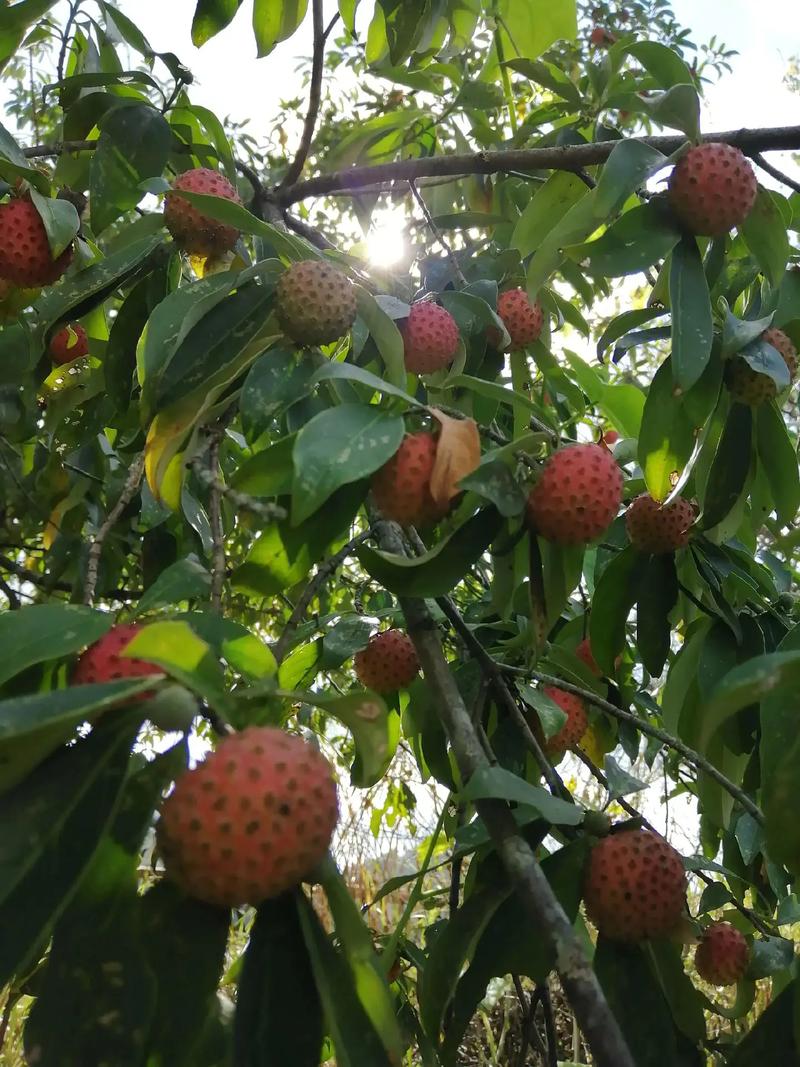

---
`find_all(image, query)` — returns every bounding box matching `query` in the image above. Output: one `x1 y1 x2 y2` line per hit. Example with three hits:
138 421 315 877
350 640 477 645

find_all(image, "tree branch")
374 519 635 1067
190 458 288 524
408 179 468 287
277 1 334 191
83 453 144 606
277 125 800 204
751 152 800 195
207 438 225 614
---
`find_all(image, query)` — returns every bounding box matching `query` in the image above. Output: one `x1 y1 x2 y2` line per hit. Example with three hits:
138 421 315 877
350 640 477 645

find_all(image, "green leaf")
29 189 80 259
176 612 277 680
291 404 405 525
590 546 649 674
141 882 229 1067
460 766 583 826
647 940 707 1043
702 650 800 750
135 556 211 613
232 434 296 498
756 403 800 525
445 373 545 418
0 717 137 985
575 201 681 277
296 892 391 1067
526 188 600 294
738 336 791 389
700 403 753 530
297 689 398 788
0 1 60 71
123 620 231 714
241 347 315 439
622 40 695 88
597 308 667 359
594 142 669 217
355 284 407 388
459 460 526 517
721 307 774 357
356 508 502 597
747 935 795 979
637 553 678 676
89 104 172 232
670 236 713 391
234 892 322 1067
517 683 567 739
312 359 420 407
0 603 112 687
253 0 308 57
642 84 700 140
496 0 577 62
512 171 587 259
167 191 308 260
604 755 648 799
192 0 245 46
740 187 791 287
727 982 798 1065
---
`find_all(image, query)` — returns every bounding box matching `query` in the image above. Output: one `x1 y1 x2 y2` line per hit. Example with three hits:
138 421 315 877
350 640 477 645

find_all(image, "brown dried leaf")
428 408 481 508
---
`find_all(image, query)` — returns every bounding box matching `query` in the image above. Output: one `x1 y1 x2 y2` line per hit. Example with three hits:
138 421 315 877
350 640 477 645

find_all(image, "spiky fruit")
50 323 88 365
371 431 449 527
73 623 162 694
694 922 749 986
576 637 603 678
354 630 419 693
0 197 73 287
668 143 757 237
495 288 543 350
542 686 588 758
584 829 687 942
164 168 241 257
626 493 694 554
727 327 798 406
527 443 623 545
403 302 460 373
157 727 338 908
276 259 357 346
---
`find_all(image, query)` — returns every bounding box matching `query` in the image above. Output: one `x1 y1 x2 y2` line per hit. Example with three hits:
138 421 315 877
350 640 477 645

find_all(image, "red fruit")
694 922 749 986
371 431 449 527
49 323 88 365
157 726 338 907
402 302 460 373
527 443 623 545
763 327 798 378
584 829 687 942
603 429 619 446
576 637 602 678
668 143 757 237
164 168 241 257
73 623 162 694
495 288 543 350
589 26 617 47
354 630 419 693
626 493 694 554
542 686 588 758
0 197 73 287
276 259 358 346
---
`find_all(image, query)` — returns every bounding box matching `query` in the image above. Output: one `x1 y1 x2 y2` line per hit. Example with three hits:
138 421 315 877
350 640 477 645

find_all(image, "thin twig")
538 983 558 1067
208 439 225 614
282 210 336 249
190 459 288 524
272 529 372 663
374 518 635 1067
0 989 16 1052
83 453 144 606
55 1 79 84
752 153 800 195
408 180 468 287
0 554 140 601
512 975 533 1067
0 574 19 609
505 666 764 826
278 1 336 190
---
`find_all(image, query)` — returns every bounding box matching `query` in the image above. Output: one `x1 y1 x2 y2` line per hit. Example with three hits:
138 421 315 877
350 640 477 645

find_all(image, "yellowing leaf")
428 409 480 507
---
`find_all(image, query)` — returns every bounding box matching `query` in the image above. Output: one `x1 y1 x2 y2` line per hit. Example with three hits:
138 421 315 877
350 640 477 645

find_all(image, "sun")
365 205 407 267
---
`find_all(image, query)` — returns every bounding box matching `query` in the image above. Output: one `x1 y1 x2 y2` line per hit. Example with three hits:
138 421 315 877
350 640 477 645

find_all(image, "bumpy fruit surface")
371 431 449 527
584 829 687 942
626 493 694 554
158 727 338 908
668 143 757 236
73 623 162 693
576 637 602 677
354 630 419 693
276 259 357 346
694 922 749 986
542 685 588 758
50 323 88 365
527 443 623 545
164 168 241 257
495 288 543 349
727 328 798 406
0 197 73 286
403 302 459 373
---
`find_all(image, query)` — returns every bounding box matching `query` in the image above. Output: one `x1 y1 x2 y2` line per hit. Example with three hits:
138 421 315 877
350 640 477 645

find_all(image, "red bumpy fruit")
0 197 73 287
575 637 602 678
626 493 694 554
164 168 241 258
371 431 449 527
603 429 619 446
73 623 162 694
667 143 757 237
694 922 749 986
584 828 687 942
527 443 623 545
276 259 358 346
49 323 88 365
354 630 419 693
403 302 460 373
542 686 588 758
727 327 798 406
495 288 543 350
158 727 338 908
589 26 617 47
